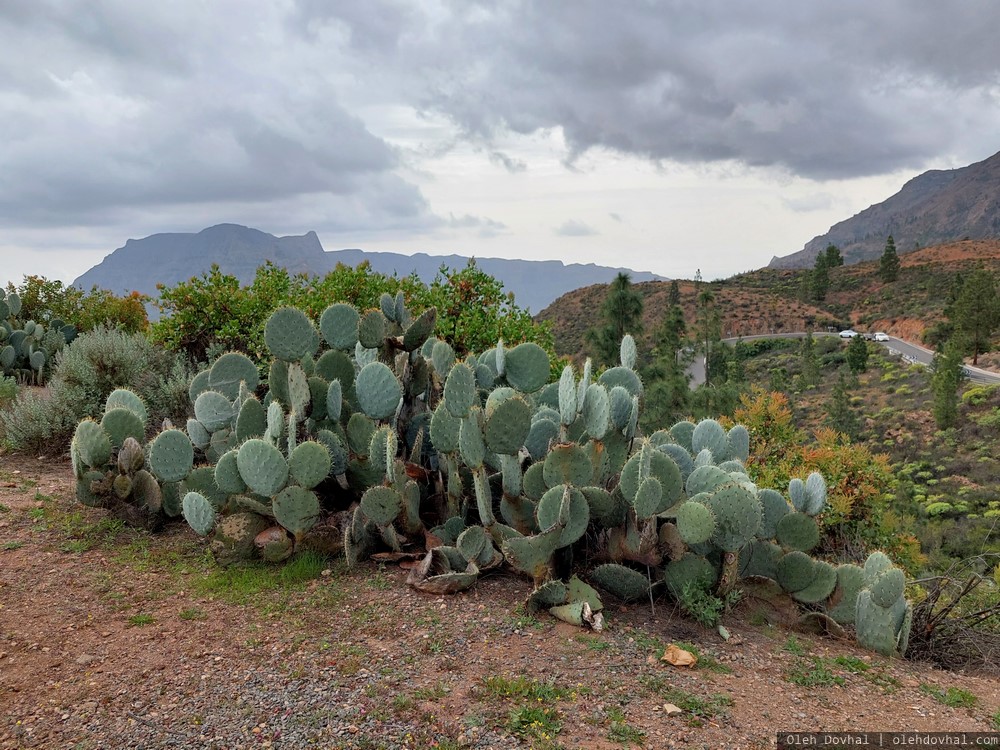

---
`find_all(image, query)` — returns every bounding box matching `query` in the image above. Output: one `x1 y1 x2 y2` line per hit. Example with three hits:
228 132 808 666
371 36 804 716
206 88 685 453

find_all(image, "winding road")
688 332 1000 386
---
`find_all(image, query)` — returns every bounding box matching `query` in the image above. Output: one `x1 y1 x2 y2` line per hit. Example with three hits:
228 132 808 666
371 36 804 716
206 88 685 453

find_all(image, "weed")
920 684 978 708
783 635 807 656
179 607 207 621
832 655 870 672
991 710 1000 730
786 657 845 688
3 540 24 551
369 565 392 591
676 581 740 628
392 694 414 714
606 706 646 745
193 550 327 605
413 682 450 701
638 675 732 724
0 503 9 513
628 628 666 655
481 675 575 702
575 634 611 652
127 613 155 627
507 704 561 743
672 641 733 674
27 507 44 520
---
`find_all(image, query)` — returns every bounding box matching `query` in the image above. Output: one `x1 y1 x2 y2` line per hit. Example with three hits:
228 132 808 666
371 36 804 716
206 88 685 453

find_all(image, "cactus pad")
592 563 650 602
236 438 289 497
484 396 531 455
194 390 234 433
273 485 320 537
214 449 247 494
664 553 717 598
503 342 549 393
148 429 194 483
692 418 729 461
355 361 402 420
319 303 360 350
676 500 717 545
542 443 593 488
775 512 820 552
209 352 259 400
105 388 148 422
265 306 319 362
536 484 589 547
791 560 838 603
100 407 145 449
444 363 477 417
182 491 217 536
776 550 816 593
288 440 332 490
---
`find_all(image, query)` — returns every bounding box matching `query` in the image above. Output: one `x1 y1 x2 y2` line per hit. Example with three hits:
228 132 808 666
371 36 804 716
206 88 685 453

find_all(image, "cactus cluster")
0 289 76 384
71 389 186 529
67 296 912 657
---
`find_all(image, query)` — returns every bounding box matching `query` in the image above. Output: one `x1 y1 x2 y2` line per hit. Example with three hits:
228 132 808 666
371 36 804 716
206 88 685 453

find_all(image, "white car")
874 332 890 342
839 329 858 338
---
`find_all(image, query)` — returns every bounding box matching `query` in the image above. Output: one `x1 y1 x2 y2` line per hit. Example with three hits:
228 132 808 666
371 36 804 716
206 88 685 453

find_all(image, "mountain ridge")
770 149 1000 269
73 223 666 314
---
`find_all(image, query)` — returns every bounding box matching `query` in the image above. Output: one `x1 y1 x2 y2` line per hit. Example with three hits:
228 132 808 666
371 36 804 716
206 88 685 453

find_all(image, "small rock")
75 654 96 666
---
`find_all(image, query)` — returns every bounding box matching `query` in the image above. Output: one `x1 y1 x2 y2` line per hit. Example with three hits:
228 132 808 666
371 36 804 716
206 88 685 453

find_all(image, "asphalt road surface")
688 332 1000 386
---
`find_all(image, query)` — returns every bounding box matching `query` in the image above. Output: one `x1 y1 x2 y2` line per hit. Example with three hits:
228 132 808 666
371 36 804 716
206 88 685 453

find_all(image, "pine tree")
951 268 999 365
811 253 830 302
824 244 844 267
667 279 681 307
879 235 900 283
585 272 644 367
826 367 861 439
696 286 722 386
641 305 691 429
931 337 967 429
846 334 869 373
799 331 820 387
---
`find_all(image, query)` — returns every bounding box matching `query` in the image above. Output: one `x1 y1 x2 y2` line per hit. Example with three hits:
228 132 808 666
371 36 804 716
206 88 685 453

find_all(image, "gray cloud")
362 1 1000 179
0 0 431 233
4 0 1000 254
555 220 598 237
781 193 836 213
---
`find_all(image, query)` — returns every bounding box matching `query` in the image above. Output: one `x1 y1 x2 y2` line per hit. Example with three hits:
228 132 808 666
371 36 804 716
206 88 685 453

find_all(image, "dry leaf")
661 643 698 667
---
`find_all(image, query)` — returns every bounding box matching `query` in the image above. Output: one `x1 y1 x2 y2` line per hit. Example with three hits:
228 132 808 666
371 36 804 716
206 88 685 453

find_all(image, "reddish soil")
1 456 999 749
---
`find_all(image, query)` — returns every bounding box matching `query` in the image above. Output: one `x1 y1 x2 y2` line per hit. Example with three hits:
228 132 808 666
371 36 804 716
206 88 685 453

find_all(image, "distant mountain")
770 150 1000 269
74 224 665 313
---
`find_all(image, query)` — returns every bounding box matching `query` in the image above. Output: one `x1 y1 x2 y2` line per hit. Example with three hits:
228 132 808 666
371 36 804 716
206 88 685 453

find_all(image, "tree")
879 235 900 283
931 337 967 429
824 244 844 267
810 252 830 302
826 367 862 439
799 331 820 387
950 268 999 365
695 286 722 386
585 272 644 367
667 279 681 307
641 304 691 429
845 334 869 374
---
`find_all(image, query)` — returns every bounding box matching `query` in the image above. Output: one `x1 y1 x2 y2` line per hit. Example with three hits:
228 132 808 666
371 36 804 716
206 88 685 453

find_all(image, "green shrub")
8 275 148 333
0 325 190 453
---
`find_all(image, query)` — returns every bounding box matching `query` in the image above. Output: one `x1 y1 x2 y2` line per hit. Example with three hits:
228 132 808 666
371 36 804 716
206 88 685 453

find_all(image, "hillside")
537 279 842 360
770 150 1000 269
73 224 665 314
543 239 1000 360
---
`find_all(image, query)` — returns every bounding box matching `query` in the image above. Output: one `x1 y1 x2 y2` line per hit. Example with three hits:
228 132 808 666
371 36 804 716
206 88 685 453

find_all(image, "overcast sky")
3 1 1000 289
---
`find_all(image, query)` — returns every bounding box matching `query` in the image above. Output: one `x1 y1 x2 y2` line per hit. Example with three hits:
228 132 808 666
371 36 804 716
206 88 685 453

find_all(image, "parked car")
874 332 890 342
839 329 858 338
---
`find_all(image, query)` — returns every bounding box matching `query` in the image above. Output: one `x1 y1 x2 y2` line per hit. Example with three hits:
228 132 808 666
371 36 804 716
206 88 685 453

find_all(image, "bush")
0 325 190 453
0 375 16 408
7 275 148 333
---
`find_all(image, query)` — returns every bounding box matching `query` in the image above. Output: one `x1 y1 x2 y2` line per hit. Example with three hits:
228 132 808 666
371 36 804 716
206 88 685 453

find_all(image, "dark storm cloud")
369 0 1000 179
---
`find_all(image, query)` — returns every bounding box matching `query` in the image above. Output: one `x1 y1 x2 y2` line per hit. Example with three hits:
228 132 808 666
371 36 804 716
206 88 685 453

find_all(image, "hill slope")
73 224 665 313
771 150 1000 269
542 239 1000 361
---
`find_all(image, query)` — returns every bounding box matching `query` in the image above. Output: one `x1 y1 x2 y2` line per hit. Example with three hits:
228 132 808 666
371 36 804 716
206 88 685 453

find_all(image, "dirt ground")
1 454 999 750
